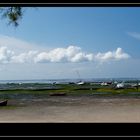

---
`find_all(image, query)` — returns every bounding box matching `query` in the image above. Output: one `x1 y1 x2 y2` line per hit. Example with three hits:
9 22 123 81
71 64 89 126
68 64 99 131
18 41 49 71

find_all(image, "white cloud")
95 48 130 62
115 48 130 60
0 46 130 64
0 46 14 64
0 34 130 64
34 46 95 63
11 51 38 63
127 32 140 40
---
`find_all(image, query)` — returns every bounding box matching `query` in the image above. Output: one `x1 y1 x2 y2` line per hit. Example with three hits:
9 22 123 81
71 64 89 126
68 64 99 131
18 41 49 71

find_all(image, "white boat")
101 82 108 86
116 83 124 88
75 70 85 85
76 81 85 85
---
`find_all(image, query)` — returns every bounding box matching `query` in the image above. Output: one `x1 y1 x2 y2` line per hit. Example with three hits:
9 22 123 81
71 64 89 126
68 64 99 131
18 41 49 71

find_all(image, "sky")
0 7 140 80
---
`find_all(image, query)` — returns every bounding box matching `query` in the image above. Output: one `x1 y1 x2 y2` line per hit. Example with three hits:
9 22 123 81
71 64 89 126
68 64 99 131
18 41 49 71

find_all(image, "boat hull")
0 100 8 106
49 93 66 96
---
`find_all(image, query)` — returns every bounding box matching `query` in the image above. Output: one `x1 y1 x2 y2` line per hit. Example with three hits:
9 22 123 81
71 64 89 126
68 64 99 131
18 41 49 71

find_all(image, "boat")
76 81 85 85
0 100 8 106
101 82 108 86
49 93 66 96
116 83 125 89
75 71 85 85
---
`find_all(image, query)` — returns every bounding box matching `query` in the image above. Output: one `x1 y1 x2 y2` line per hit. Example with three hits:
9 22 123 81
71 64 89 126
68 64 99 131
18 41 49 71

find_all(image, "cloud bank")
0 45 130 64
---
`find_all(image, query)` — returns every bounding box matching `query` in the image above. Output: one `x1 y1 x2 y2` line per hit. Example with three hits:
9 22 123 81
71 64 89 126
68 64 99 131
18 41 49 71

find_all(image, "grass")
0 83 139 99
0 105 17 110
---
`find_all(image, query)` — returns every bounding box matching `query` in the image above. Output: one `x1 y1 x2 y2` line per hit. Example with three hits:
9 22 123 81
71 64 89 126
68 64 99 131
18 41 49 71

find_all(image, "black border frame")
1 2 140 7
0 123 140 136
0 2 140 137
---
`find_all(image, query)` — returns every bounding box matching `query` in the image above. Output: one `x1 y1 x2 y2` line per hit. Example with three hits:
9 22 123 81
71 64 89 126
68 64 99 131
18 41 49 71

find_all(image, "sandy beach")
0 95 140 122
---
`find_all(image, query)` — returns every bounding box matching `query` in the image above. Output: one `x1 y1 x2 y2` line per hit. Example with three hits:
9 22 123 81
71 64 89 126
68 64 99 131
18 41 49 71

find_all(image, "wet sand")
0 96 140 122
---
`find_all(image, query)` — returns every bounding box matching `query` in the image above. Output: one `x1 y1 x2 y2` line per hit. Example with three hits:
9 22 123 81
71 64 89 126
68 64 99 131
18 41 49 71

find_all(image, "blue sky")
0 7 140 80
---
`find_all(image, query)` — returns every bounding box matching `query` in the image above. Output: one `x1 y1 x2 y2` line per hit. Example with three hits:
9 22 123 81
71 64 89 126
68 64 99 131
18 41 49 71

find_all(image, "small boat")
49 93 66 96
76 81 85 85
76 71 85 85
0 100 8 106
116 83 124 89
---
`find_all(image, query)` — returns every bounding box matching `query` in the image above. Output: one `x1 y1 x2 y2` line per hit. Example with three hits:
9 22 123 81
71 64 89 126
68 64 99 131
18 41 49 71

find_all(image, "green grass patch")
0 105 17 110
0 84 139 98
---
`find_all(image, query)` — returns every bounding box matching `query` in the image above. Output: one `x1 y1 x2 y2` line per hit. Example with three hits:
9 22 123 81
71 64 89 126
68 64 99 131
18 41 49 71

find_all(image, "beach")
0 96 140 122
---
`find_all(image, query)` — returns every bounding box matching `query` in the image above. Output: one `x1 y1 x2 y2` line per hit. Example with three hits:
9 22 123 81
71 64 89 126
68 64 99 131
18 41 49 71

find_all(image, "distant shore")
0 96 140 122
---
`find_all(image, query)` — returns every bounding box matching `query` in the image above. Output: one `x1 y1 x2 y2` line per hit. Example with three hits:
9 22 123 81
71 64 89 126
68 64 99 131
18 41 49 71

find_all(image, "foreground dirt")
0 96 140 122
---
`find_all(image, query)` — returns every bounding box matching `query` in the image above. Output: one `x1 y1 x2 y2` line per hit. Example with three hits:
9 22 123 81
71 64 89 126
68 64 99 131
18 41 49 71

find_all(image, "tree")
0 7 23 27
